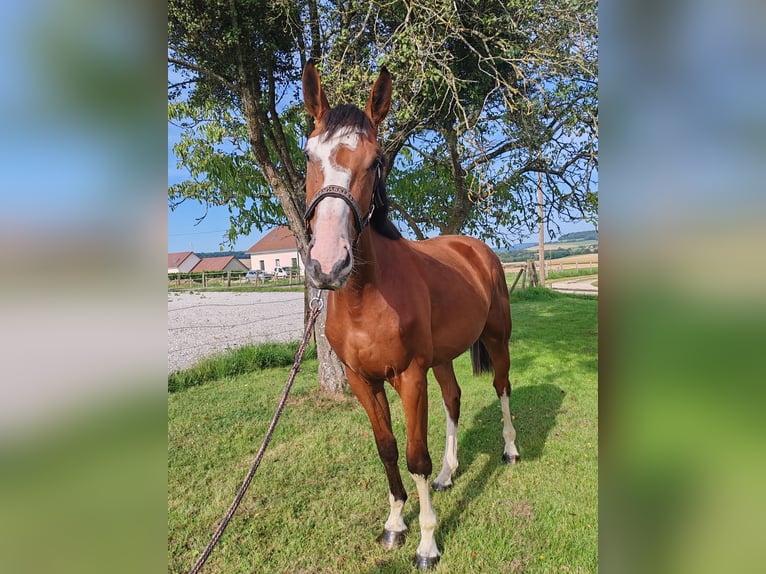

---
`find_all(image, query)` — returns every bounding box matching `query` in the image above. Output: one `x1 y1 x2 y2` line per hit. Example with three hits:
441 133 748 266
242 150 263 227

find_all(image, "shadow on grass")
436 383 564 536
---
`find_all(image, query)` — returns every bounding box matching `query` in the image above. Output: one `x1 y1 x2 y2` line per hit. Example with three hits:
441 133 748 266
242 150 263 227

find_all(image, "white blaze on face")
306 130 360 274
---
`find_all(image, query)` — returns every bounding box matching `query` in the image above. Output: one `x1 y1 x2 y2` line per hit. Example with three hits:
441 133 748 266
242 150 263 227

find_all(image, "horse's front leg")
398 367 441 569
345 370 408 549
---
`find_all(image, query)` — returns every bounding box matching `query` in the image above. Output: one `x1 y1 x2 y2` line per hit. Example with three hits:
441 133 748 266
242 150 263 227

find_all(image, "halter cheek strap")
304 167 381 244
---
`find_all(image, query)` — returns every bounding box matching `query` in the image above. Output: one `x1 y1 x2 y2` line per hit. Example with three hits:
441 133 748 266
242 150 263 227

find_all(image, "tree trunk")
240 85 348 394
443 126 473 235
308 287 348 393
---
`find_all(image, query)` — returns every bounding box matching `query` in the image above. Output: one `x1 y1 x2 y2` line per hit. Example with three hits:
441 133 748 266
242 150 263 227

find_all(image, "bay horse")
302 61 520 569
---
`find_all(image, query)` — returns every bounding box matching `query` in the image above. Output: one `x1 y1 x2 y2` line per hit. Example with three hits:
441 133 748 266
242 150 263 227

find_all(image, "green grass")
168 342 315 393
168 290 597 573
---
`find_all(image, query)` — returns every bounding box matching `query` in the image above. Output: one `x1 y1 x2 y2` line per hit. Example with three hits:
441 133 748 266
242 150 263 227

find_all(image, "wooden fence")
507 259 598 293
168 270 304 291
504 259 598 275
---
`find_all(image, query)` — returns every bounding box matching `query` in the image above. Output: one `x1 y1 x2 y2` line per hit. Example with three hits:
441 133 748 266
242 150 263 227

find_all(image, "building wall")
249 249 304 274
221 259 248 272
169 253 200 273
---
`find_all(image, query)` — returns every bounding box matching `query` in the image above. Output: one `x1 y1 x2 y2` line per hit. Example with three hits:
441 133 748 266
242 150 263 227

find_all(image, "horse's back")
405 235 508 362
408 234 505 293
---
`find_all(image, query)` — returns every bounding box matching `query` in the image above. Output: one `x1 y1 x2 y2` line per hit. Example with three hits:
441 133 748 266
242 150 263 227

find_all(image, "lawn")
168 289 598 573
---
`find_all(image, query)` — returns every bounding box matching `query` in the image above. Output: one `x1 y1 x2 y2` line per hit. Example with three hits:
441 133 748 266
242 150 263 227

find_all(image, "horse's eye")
303 151 311 162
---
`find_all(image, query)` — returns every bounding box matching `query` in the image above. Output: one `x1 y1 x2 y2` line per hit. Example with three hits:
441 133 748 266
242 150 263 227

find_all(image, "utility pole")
537 163 546 287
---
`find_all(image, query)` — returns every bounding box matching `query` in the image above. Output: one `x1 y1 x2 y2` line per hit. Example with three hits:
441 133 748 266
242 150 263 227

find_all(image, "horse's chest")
326 311 416 378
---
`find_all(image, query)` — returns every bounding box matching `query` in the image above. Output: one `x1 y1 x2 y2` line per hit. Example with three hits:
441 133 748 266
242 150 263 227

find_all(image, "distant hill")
495 229 597 263
556 230 597 243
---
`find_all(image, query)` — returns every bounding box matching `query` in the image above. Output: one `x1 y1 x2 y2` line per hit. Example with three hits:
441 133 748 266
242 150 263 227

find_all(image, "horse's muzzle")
306 249 352 290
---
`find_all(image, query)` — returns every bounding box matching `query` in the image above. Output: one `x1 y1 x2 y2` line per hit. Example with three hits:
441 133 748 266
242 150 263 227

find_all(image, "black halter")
304 166 383 244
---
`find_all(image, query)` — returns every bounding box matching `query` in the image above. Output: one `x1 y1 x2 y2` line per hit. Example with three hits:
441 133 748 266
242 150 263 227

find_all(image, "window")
275 258 280 268
259 260 265 271
291 257 298 269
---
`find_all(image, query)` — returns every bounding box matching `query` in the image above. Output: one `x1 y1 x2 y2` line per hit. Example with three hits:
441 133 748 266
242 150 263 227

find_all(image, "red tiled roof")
168 251 195 268
246 226 298 254
191 256 248 272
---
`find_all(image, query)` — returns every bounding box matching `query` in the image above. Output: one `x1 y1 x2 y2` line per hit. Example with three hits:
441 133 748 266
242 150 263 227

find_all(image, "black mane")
321 105 402 241
321 104 373 140
370 155 402 240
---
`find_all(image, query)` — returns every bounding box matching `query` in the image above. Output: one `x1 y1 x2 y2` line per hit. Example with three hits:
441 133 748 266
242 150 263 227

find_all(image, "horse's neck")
337 229 388 302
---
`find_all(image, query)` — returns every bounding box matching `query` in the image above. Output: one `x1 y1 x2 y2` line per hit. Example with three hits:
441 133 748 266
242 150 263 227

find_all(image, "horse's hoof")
432 480 452 492
502 453 521 464
377 529 406 550
413 553 441 570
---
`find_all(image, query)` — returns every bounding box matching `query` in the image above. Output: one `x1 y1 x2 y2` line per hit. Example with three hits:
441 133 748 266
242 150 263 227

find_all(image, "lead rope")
188 295 325 574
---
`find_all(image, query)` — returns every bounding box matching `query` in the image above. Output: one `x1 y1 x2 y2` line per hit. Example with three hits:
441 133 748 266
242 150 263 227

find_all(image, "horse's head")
301 61 392 290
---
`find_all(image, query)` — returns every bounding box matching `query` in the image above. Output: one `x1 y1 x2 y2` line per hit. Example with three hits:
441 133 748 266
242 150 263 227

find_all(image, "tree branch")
168 56 238 92
389 199 426 240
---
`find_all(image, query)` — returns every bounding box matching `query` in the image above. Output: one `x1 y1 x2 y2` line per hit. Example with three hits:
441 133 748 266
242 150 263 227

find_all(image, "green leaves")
168 100 286 247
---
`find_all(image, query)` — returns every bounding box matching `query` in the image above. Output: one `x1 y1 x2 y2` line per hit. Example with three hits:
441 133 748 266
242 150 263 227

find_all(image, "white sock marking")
411 473 440 558
384 492 407 532
500 392 520 459
435 402 458 487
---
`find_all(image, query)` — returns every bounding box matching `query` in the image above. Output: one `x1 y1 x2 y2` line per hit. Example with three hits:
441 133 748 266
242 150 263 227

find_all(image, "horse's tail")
470 340 493 375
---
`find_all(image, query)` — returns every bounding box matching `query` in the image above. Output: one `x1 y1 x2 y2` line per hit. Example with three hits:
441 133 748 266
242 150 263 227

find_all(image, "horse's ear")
365 67 392 129
302 60 329 122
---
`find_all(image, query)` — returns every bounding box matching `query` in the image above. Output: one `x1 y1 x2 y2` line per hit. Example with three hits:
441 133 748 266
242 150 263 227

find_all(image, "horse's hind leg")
345 370 408 548
432 362 461 491
482 294 521 464
482 335 520 463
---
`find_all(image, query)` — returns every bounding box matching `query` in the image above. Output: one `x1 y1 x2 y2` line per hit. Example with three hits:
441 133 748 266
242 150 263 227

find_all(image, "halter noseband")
304 166 382 244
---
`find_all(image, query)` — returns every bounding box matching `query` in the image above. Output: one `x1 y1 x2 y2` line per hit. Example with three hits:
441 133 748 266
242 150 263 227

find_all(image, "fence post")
509 267 525 294
227 270 231 287
526 260 539 287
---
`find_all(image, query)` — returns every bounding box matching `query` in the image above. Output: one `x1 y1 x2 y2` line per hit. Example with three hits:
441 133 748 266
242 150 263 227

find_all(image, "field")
168 289 598 573
505 253 598 271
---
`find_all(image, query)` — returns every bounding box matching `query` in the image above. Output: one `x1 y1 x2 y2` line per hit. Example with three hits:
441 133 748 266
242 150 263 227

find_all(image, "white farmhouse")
246 226 304 275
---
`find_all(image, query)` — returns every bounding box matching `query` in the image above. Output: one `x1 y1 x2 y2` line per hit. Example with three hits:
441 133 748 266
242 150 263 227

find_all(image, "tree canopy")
168 0 597 249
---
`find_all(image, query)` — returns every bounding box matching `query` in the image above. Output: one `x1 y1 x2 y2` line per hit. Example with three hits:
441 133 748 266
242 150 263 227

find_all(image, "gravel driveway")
549 276 598 295
168 291 305 373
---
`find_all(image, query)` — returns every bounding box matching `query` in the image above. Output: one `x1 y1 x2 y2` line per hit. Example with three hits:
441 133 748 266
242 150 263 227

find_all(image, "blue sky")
167 121 259 253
